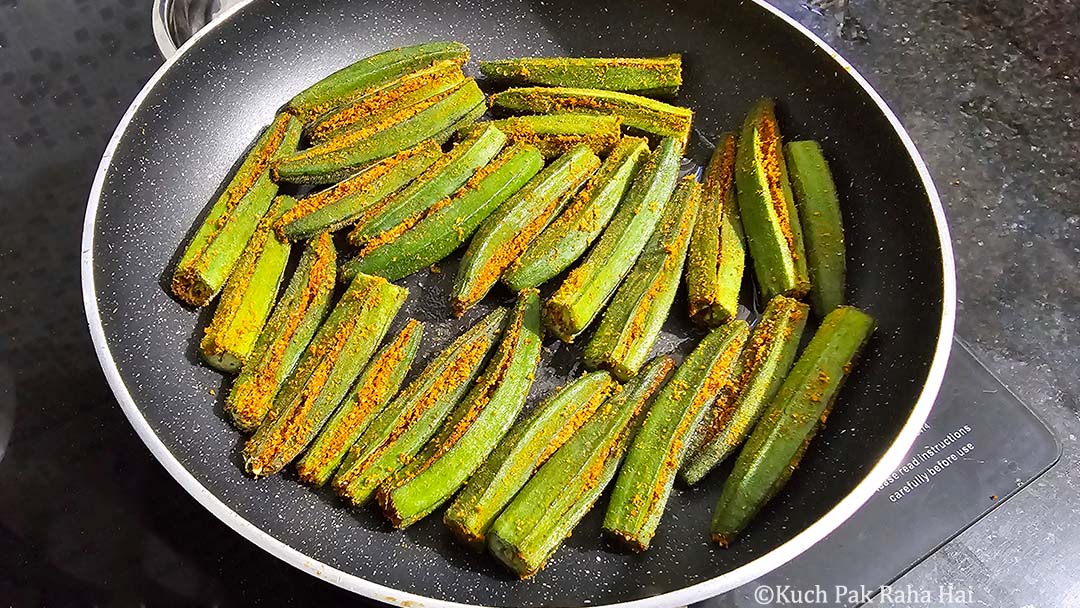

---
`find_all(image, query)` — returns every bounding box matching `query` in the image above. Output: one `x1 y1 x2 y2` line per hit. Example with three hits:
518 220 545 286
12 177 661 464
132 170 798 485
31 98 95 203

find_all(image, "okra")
604 320 749 551
225 233 337 432
200 195 296 373
479 54 682 96
680 295 808 485
340 144 544 282
712 306 874 545
307 60 466 144
377 291 543 528
735 99 810 300
286 41 469 124
171 113 302 306
687 133 746 326
585 175 701 380
432 100 487 143
488 356 674 578
444 370 618 549
489 86 693 143
294 319 423 486
274 79 486 184
785 140 846 317
276 140 443 241
544 137 681 341
452 145 601 315
457 114 622 160
347 125 507 246
503 137 649 291
243 273 407 477
332 307 507 506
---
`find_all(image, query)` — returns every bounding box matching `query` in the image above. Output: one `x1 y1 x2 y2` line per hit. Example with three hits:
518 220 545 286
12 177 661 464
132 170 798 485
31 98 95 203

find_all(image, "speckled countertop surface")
0 0 1077 605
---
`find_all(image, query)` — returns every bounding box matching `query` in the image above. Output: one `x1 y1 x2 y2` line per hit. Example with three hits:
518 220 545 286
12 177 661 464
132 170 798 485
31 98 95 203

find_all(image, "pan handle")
152 0 241 59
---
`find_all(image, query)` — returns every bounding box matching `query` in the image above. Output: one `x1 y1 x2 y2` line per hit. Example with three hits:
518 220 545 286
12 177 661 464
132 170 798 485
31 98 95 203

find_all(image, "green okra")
502 136 649 292
735 99 810 300
687 133 746 326
347 124 507 246
276 140 443 241
286 41 469 124
243 273 407 477
171 113 302 306
200 195 296 373
544 137 681 342
585 175 701 381
274 79 486 184
489 86 693 144
457 114 622 160
225 233 337 432
307 60 466 144
603 320 749 551
712 306 875 546
377 290 544 528
479 54 682 96
488 356 674 578
680 295 808 486
340 143 544 282
444 369 619 549
451 145 601 315
332 307 508 506
295 319 423 486
785 140 846 317
432 100 487 143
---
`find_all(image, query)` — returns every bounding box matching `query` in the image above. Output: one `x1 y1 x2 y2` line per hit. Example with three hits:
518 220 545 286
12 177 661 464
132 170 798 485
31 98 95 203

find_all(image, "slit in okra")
479 55 682 96
457 114 622 160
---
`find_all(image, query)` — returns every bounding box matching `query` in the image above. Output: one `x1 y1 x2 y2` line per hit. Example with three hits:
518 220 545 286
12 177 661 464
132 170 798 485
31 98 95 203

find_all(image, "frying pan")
81 0 956 606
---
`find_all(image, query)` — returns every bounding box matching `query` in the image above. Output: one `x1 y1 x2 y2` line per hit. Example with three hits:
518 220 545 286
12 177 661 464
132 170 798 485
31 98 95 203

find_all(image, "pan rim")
81 1 957 606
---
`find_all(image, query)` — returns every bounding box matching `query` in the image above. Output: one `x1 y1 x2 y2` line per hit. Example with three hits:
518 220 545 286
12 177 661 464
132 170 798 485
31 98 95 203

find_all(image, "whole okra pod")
680 295 808 485
243 273 407 477
286 41 469 124
488 356 674 578
785 140 847 317
377 290 544 528
735 99 810 300
451 145 601 315
225 233 337 432
274 79 485 184
348 124 507 246
479 54 682 96
276 141 443 241
457 114 622 160
687 133 746 326
295 319 423 486
603 320 749 551
171 113 302 306
489 86 693 144
544 137 681 342
503 136 649 292
444 370 619 549
339 143 544 282
712 306 874 546
200 195 296 373
584 175 701 380
332 307 508 506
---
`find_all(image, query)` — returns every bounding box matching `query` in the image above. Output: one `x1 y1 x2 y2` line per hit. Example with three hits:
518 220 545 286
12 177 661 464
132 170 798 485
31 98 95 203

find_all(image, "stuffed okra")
457 114 622 160
377 291 543 528
584 175 701 380
479 54 682 96
225 233 337 432
452 145 600 315
680 295 808 485
243 273 407 477
712 306 874 545
171 113 302 306
295 319 423 486
603 320 748 551
488 356 674 578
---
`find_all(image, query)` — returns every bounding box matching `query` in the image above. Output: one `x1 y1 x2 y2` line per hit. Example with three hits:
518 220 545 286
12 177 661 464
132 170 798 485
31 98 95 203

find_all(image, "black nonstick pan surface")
81 0 956 606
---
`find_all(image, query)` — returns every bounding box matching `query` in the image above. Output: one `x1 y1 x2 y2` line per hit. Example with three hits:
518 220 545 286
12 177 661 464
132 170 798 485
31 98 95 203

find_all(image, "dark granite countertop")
0 0 1076 605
